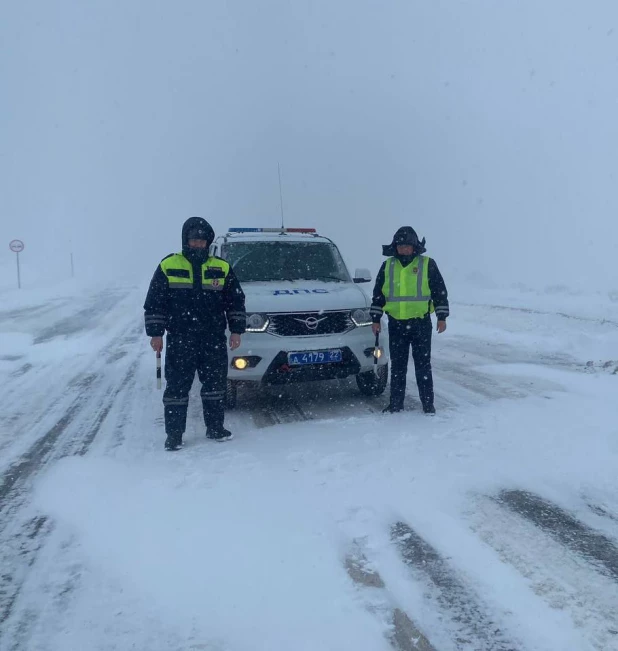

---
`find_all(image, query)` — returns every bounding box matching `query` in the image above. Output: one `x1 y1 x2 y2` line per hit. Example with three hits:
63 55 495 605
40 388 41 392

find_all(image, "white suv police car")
211 227 389 406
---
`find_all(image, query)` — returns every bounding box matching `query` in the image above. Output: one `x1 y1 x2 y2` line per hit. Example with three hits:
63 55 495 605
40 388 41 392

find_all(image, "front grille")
267 310 353 337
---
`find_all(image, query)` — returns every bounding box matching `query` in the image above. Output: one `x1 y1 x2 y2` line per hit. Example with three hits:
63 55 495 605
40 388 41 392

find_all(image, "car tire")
225 379 238 409
356 364 388 396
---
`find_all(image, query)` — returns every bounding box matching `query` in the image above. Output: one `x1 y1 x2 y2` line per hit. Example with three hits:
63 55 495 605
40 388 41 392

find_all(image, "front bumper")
227 326 388 385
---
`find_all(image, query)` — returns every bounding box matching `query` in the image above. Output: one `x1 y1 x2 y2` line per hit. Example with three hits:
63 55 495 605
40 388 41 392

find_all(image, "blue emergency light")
228 227 317 233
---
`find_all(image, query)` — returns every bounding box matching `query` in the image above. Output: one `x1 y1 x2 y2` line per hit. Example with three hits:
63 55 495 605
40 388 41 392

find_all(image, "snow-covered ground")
1 281 617 651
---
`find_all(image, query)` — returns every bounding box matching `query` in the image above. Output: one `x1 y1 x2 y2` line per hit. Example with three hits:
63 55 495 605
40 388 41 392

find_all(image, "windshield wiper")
301 275 344 282
242 277 298 283
241 276 343 283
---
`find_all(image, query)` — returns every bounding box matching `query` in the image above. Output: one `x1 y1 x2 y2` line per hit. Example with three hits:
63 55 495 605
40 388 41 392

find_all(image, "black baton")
156 351 162 390
373 331 380 375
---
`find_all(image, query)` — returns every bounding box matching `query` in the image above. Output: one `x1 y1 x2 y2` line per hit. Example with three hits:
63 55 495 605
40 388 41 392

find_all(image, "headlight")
246 313 270 332
351 308 372 327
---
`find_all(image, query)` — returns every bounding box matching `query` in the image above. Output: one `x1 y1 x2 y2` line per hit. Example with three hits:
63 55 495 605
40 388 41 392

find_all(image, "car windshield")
221 241 351 283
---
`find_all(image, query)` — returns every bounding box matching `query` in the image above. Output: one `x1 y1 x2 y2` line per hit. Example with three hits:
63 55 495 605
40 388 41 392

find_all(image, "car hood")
242 281 370 313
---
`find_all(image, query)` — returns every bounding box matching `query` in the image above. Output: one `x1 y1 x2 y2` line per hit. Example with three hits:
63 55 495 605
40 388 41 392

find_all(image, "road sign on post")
9 240 24 289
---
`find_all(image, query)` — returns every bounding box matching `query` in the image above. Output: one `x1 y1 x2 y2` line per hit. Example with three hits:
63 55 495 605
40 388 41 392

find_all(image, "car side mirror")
353 268 372 283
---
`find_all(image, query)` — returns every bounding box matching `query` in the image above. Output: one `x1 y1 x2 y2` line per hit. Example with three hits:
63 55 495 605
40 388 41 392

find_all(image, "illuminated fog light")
233 357 249 370
373 347 383 359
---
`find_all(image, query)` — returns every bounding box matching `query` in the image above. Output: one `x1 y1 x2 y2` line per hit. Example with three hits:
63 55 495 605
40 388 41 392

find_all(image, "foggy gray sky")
1 1 617 292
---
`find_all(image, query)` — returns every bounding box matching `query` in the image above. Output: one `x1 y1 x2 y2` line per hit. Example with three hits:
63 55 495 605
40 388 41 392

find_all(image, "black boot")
206 427 234 442
422 404 436 414
382 404 403 414
164 434 183 451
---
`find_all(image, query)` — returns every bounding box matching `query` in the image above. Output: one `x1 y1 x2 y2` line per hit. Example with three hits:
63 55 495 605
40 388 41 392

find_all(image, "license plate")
288 349 342 365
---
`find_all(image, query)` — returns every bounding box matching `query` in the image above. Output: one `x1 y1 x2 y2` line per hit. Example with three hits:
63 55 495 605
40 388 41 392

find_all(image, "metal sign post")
9 240 24 289
69 239 75 278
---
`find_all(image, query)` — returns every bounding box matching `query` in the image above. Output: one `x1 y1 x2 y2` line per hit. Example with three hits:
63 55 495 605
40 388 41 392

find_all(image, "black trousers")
163 333 228 436
387 315 434 410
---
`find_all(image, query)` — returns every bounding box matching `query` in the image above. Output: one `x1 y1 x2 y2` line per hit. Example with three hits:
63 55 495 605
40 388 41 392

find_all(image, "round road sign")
9 240 24 253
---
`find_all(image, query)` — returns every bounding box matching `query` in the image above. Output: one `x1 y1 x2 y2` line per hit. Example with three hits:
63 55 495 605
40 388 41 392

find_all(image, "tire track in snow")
468 493 618 650
345 541 437 651
0 288 143 646
0 323 142 468
74 367 137 456
0 298 72 327
430 336 571 413
32 288 129 344
455 302 618 329
0 375 93 516
444 335 580 371
434 345 565 405
100 356 153 453
587 502 618 524
0 515 53 634
392 522 520 651
246 379 384 429
1 346 156 650
0 366 79 457
0 355 140 642
250 397 312 428
9 363 33 379
497 490 618 581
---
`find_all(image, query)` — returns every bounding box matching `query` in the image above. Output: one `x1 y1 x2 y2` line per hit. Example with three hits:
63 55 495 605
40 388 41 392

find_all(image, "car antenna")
278 162 285 231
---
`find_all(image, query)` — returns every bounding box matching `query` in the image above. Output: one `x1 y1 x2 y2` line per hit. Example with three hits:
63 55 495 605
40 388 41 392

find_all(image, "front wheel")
356 364 388 396
225 379 238 409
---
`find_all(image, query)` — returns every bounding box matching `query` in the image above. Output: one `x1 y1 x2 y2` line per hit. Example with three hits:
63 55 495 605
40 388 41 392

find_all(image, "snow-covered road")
1 281 617 651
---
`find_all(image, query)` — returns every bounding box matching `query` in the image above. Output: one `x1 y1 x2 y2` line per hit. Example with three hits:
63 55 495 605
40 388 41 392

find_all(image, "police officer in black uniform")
144 217 246 450
370 227 449 414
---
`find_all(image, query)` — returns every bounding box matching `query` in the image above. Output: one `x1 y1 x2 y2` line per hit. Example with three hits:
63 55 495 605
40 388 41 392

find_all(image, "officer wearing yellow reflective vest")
370 226 449 414
144 217 246 450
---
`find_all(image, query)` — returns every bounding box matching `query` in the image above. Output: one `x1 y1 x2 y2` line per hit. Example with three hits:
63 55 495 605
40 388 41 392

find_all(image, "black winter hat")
382 226 426 256
182 216 215 247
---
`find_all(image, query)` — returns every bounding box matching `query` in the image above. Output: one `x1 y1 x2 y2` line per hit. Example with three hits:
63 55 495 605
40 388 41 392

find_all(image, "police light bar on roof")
228 227 317 234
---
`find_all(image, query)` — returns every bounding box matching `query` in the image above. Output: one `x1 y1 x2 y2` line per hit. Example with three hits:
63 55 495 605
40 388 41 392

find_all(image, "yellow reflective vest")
382 255 434 320
160 254 230 291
